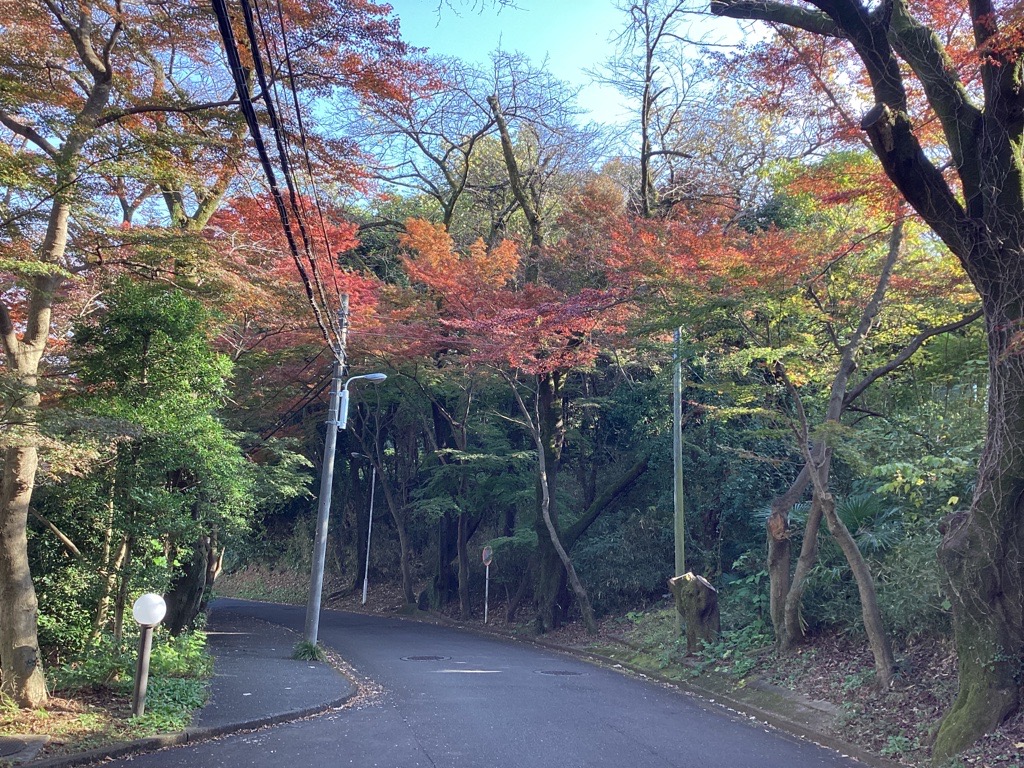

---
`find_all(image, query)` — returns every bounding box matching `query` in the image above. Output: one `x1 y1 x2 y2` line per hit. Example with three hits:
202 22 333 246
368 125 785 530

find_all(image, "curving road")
104 600 863 768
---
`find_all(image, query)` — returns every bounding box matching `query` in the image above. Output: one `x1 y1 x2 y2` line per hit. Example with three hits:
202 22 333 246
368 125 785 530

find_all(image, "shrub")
877 527 951 640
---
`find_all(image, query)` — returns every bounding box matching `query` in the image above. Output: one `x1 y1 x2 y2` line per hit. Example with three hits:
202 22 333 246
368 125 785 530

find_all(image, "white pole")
484 563 490 624
361 466 376 605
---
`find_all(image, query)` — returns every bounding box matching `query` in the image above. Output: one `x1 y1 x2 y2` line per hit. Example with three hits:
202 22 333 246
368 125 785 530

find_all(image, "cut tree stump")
669 572 720 654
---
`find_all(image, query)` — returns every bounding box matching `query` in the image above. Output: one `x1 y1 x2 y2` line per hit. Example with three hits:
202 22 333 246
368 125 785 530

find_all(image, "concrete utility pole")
673 328 685 585
305 296 349 646
673 327 685 576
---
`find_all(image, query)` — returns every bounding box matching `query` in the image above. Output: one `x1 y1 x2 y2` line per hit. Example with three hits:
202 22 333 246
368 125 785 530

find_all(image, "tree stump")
668 572 720 654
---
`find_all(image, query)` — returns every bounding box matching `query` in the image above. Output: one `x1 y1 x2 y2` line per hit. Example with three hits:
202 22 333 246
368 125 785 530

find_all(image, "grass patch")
292 640 326 662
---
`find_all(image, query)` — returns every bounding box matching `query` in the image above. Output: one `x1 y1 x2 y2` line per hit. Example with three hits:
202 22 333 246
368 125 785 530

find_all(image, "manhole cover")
402 655 450 661
536 670 583 676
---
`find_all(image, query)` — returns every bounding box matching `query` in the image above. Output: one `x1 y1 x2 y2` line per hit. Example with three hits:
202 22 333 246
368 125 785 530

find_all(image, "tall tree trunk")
164 536 212 635
532 373 568 631
1 219 65 707
508 373 597 634
89 535 129 647
457 512 470 620
377 471 415 605
819 489 895 686
708 0 1023 753
934 297 1024 761
0 4 118 707
0 445 48 706
535 418 597 635
767 465 811 646
782 497 824 650
112 540 134 645
787 379 897 686
777 222 904 665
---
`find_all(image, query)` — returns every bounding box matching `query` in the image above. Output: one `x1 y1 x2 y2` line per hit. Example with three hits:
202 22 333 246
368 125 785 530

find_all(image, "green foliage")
877 528 952 640
29 277 313 656
50 628 211 696
292 640 326 661
610 608 688 670
49 641 133 692
130 676 208 732
790 493 903 556
573 507 673 614
693 623 774 678
487 527 537 590
34 561 98 658
149 631 213 678
879 733 918 759
718 552 770 631
73 276 231 401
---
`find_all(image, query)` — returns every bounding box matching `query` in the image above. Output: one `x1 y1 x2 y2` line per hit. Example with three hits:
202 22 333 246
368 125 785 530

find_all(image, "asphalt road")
102 600 863 768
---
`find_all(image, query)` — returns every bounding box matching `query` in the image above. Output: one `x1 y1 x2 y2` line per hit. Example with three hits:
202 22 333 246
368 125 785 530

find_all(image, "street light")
338 373 387 430
304 368 387 646
351 453 378 606
131 593 166 717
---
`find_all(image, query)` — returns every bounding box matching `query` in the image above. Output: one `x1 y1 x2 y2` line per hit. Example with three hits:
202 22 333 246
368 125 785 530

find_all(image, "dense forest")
1 1 1022 763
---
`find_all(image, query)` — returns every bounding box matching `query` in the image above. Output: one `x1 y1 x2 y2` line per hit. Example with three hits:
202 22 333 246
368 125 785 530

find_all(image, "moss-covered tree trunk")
934 291 1024 761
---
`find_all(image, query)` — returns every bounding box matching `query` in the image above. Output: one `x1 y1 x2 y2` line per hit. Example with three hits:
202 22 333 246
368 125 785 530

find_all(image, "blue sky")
385 0 631 122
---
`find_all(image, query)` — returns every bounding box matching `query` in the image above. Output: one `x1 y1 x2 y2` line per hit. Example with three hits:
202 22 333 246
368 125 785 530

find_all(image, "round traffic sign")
482 545 493 567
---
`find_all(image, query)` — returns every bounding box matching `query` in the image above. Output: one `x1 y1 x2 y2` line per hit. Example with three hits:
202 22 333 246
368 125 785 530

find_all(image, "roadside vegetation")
2 2 1023 767
0 631 210 759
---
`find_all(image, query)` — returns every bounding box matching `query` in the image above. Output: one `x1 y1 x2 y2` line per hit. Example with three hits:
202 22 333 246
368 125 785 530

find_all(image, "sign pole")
481 545 493 624
361 465 377 605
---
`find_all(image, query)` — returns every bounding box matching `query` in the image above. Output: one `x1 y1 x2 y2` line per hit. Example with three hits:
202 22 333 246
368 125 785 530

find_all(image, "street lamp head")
132 593 167 627
338 372 387 430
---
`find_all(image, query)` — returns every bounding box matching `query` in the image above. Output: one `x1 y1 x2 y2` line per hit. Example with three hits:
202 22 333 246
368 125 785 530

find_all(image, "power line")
269 0 344 305
211 0 337 353
241 0 339 336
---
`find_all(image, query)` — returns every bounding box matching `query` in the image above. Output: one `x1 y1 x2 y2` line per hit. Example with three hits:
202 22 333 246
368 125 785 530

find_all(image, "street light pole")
361 462 376 605
305 358 343 646
304 369 387 646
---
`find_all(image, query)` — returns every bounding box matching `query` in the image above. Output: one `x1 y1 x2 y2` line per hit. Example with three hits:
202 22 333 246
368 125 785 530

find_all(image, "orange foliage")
383 218 628 375
206 195 379 356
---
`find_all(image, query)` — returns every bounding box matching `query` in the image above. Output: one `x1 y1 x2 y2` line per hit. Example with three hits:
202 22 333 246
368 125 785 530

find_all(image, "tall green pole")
673 327 685 577
673 328 685 634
